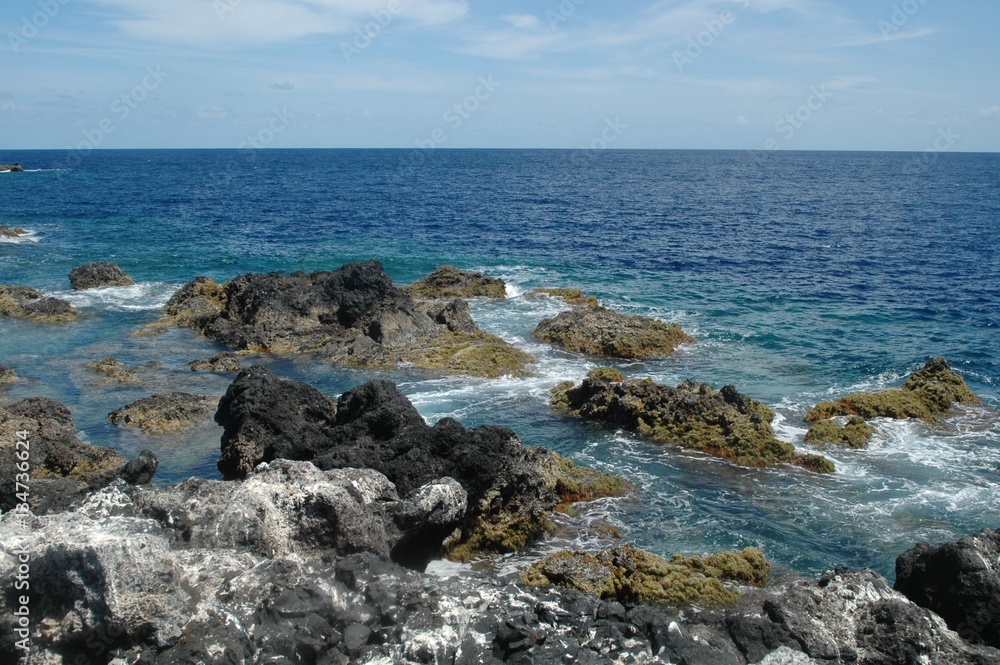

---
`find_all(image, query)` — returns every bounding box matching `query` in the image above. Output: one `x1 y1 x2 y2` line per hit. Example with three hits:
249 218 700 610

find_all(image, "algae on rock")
531 287 600 309
408 265 507 299
805 416 874 448
533 307 693 360
0 285 78 323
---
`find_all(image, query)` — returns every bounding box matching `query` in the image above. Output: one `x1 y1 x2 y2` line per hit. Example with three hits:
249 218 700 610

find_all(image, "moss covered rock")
538 451 629 505
533 307 692 359
552 373 834 473
109 392 217 434
806 358 980 425
587 366 625 383
391 330 534 378
0 285 78 323
531 287 600 309
408 265 506 299
522 544 769 608
85 356 141 385
0 366 18 387
805 417 874 449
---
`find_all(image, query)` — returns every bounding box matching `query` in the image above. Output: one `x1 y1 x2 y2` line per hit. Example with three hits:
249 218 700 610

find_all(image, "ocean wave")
49 282 178 312
0 229 40 244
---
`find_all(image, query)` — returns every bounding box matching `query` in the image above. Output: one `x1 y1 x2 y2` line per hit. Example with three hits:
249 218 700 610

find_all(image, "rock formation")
0 163 24 172
0 285 77 323
189 351 242 373
108 392 217 434
68 261 135 290
804 416 875 448
552 371 835 473
408 265 507 299
0 365 18 387
0 226 29 238
531 287 600 309
84 356 140 385
533 307 693 359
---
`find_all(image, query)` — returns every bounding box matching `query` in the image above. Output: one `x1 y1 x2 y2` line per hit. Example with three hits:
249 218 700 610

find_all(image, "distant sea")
2 148 998 580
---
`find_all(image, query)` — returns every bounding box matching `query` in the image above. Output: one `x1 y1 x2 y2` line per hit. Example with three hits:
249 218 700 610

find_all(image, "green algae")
531 287 600 309
408 265 507 299
805 417 874 449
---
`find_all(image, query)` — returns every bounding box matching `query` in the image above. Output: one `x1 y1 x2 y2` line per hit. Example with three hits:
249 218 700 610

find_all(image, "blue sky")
2 0 999 151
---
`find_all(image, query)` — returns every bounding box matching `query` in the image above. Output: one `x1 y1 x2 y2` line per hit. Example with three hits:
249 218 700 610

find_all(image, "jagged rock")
415 297 478 334
108 392 217 434
0 365 17 387
0 397 155 513
522 544 769 608
0 284 77 323
804 416 874 448
531 287 600 309
84 356 140 385
215 367 623 559
68 261 135 290
533 307 693 359
147 260 531 377
552 372 834 473
189 351 242 373
806 358 981 424
895 529 1000 649
408 265 507 299
0 163 24 172
0 226 28 238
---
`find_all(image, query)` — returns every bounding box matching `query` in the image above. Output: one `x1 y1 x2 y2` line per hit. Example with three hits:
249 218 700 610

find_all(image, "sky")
2 0 999 151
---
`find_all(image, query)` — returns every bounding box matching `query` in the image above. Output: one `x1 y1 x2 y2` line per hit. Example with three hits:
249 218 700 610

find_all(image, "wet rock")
533 307 693 359
804 416 874 448
68 261 135 290
523 544 769 608
108 392 217 434
0 226 28 238
806 358 981 424
84 356 140 385
0 365 17 387
531 287 600 309
0 163 24 172
188 351 242 373
0 284 78 323
216 366 623 559
149 260 530 377
409 265 507 299
552 372 835 473
895 529 1000 649
0 397 156 513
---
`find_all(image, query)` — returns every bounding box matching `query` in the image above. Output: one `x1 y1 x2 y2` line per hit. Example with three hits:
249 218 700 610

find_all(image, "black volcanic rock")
68 261 135 290
896 529 1000 649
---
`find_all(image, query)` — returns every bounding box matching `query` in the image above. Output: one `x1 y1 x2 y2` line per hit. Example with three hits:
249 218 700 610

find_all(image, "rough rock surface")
68 261 136 290
804 416 874 448
84 356 140 385
0 284 77 323
806 358 981 424
0 365 17 387
108 392 217 434
189 351 242 373
408 265 507 299
552 373 834 473
0 225 28 238
215 366 624 559
0 397 156 513
148 260 530 377
0 163 24 172
531 287 600 309
895 529 1000 649
533 307 693 359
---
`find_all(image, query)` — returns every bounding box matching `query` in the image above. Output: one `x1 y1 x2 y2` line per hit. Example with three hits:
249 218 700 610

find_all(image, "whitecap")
0 229 39 244
49 282 179 312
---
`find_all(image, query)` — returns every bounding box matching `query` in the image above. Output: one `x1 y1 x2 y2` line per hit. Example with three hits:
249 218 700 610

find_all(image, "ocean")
1 148 998 580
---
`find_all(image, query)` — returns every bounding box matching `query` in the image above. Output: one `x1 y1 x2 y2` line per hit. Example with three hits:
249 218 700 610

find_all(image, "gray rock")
0 284 77 323
0 365 17 386
408 265 507 299
68 261 136 290
189 352 242 374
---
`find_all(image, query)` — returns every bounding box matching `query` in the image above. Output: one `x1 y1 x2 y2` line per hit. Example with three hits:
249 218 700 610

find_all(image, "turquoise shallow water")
1 149 998 579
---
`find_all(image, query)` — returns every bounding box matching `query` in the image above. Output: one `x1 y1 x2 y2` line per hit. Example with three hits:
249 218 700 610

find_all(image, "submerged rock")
0 284 77 323
68 261 135 290
84 355 140 385
533 307 693 359
531 287 601 309
804 416 874 448
215 366 624 560
189 351 242 373
552 372 835 473
408 264 507 299
0 226 29 238
0 397 155 513
895 529 1000 649
148 260 531 377
0 163 24 172
0 365 18 387
806 358 981 424
108 392 217 434
523 545 769 608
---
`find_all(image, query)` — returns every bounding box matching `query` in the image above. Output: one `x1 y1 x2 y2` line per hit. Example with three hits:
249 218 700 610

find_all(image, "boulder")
215 366 625 559
531 287 600 309
804 416 874 448
0 397 155 513
84 356 140 385
522 545 769 608
533 307 693 359
0 284 77 323
552 372 835 473
189 351 242 373
806 358 981 424
408 265 507 299
895 529 1000 649
0 226 28 238
149 260 531 377
108 392 217 434
0 365 17 387
0 163 24 172
68 261 135 290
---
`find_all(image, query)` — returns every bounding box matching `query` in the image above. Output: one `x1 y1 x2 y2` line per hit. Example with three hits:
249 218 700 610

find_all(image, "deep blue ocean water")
2 148 998 580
